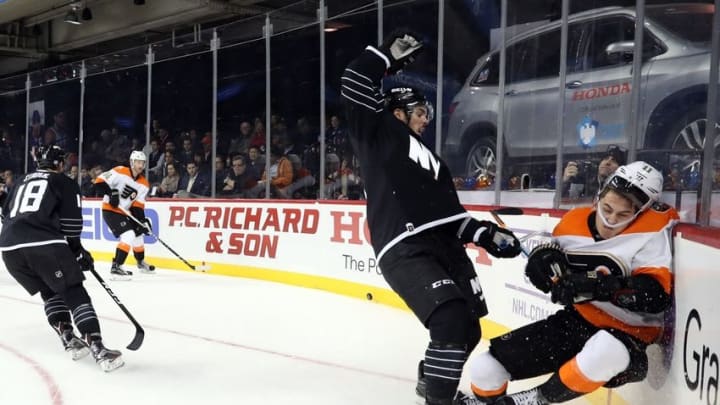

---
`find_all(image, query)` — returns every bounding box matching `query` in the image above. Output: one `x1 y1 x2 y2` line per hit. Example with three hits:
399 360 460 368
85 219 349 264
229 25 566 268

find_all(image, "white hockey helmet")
603 161 663 212
129 150 147 163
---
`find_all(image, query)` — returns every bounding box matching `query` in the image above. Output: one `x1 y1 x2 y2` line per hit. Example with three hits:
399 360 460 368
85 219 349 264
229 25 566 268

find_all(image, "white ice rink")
0 264 589 405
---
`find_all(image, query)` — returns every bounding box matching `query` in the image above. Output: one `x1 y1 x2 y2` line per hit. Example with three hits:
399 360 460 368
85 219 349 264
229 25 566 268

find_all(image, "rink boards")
5 198 718 405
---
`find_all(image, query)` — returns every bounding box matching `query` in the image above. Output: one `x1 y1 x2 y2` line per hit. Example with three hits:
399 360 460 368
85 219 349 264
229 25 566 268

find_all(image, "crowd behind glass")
0 0 718 226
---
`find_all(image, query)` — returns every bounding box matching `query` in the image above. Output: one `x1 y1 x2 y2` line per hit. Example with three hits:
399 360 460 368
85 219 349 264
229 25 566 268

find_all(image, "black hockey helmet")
384 87 434 122
36 145 66 170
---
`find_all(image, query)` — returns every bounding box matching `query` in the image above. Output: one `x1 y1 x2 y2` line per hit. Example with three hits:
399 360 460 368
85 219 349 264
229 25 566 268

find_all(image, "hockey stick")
118 207 210 272
489 206 524 227
489 207 530 257
88 266 144 351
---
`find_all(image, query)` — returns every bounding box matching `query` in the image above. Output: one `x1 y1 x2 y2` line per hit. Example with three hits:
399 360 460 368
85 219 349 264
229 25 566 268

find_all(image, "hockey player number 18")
8 179 49 218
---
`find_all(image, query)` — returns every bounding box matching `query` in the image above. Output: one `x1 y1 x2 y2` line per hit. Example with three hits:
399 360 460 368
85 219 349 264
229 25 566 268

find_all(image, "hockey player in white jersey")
463 161 679 404
94 151 155 279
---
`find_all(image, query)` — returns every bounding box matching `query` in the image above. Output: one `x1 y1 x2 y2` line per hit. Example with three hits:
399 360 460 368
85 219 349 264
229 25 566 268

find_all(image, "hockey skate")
110 261 133 281
424 391 489 405
55 323 90 361
88 338 124 372
137 260 156 274
493 388 548 405
452 392 488 405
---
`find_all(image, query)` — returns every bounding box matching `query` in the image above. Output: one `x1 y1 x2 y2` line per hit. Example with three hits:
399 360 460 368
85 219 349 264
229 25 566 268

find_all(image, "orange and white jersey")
95 166 150 214
552 204 679 343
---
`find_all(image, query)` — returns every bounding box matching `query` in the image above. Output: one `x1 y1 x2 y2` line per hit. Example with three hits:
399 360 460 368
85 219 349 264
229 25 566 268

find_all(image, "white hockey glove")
379 29 424 74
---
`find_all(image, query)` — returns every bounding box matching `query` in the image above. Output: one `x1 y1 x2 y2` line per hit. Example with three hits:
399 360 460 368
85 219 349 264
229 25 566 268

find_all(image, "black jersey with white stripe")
341 46 471 261
0 170 83 251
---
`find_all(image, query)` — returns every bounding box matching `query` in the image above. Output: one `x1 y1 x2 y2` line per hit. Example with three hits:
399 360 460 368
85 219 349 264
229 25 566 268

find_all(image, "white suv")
444 3 715 179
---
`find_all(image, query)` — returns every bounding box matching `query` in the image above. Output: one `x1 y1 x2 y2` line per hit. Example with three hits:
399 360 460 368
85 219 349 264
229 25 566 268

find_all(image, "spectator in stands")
249 146 293 198
66 164 79 181
295 116 318 147
155 128 169 149
285 153 316 199
82 164 105 197
562 145 627 200
249 117 266 152
177 137 195 167
327 114 351 160
325 155 360 199
146 138 163 182
158 162 181 198
214 154 230 192
1 169 16 197
200 134 213 167
176 161 210 198
277 130 304 158
192 150 209 175
228 120 254 156
160 150 182 180
46 111 70 150
80 166 94 197
221 155 257 197
246 146 263 180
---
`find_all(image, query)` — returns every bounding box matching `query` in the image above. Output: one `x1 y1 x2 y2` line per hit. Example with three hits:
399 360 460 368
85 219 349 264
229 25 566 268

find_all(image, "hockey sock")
133 247 145 263
424 341 467 401
42 293 72 329
539 371 587 402
60 284 101 337
424 300 477 401
114 246 129 265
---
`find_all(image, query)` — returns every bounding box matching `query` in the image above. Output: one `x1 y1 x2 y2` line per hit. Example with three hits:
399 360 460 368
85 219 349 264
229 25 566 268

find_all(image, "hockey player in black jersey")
0 145 124 372
341 30 523 405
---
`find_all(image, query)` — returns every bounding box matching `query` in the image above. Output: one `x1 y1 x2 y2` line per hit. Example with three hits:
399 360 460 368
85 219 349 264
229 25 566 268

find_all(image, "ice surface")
0 263 589 405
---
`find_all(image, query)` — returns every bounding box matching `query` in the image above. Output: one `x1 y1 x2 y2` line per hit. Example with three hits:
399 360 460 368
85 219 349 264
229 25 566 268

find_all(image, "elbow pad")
611 274 671 314
95 181 111 196
129 206 145 221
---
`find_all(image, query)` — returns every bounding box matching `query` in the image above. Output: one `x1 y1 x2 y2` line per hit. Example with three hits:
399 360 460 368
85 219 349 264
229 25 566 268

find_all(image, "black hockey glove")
379 29 424 74
76 247 94 272
141 218 153 235
109 189 120 208
525 243 567 293
550 272 622 306
475 221 522 258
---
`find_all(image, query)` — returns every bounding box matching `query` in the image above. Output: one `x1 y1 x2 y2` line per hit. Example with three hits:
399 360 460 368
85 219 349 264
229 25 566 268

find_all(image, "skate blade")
98 357 125 372
139 268 156 274
68 346 90 361
110 274 132 281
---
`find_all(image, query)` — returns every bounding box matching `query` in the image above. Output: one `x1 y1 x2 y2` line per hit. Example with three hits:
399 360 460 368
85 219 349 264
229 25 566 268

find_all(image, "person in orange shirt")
464 161 679 405
94 151 154 280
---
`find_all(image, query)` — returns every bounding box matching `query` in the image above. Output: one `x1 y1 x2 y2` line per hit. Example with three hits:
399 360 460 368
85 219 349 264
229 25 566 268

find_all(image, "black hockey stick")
88 266 144 351
119 207 210 272
489 207 524 227
489 207 530 257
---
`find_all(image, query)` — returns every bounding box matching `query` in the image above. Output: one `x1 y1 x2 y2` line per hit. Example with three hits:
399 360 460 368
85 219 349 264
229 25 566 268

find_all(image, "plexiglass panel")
266 1 321 199
28 79 81 175
216 24 266 199
0 90 27 174
82 66 148 195
150 52 213 197
324 0 377 200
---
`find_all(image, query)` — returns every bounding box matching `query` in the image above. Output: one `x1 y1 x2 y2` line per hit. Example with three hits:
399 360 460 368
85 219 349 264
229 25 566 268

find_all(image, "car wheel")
465 137 497 179
666 106 720 154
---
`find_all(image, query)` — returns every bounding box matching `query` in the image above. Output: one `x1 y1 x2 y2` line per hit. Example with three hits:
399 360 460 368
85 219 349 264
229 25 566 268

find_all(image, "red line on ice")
0 341 64 405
